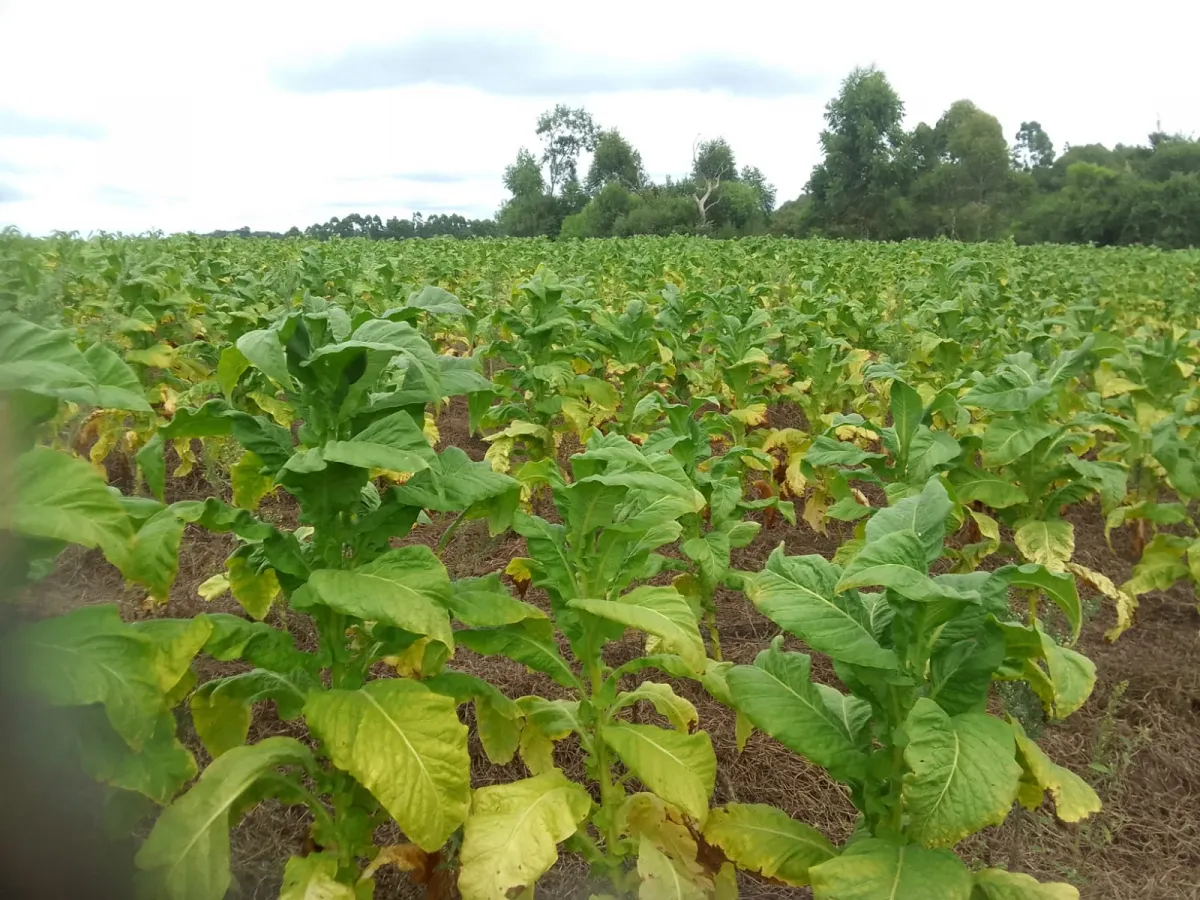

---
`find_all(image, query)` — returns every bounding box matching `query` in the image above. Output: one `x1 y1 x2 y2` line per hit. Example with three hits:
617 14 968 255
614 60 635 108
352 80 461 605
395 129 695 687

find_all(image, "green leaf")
726 640 869 784
135 737 313 900
279 853 359 900
838 530 973 603
294 547 453 650
10 446 133 566
304 679 470 852
972 868 1080 899
809 837 972 900
949 468 1028 509
1013 520 1074 572
981 420 1056 467
1034 631 1095 720
890 379 923 457
805 435 887 468
1125 532 1191 596
703 803 836 887
407 284 471 317
746 547 897 669
137 432 167 502
601 723 716 823
393 446 518 512
864 476 952 565
77 707 197 805
84 344 153 411
458 772 592 900
569 586 706 673
124 507 187 602
446 574 547 627
10 605 164 748
0 312 96 406
216 345 250 399
456 619 580 688
191 668 312 758
996 563 1082 642
928 627 1005 716
902 698 1021 847
236 328 293 388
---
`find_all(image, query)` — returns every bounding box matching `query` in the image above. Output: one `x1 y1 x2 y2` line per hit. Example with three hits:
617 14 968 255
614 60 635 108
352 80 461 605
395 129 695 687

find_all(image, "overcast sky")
1 0 1197 235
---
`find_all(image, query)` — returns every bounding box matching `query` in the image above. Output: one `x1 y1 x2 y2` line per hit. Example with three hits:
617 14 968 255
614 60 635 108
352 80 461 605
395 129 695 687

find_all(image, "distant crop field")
4 232 1199 900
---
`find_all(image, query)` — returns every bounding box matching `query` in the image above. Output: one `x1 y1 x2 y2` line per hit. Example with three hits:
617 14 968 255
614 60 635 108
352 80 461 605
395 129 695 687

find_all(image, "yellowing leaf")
729 404 768 427
458 772 591 900
1094 363 1142 398
279 853 357 900
703 803 835 887
974 868 1080 899
423 412 440 446
505 557 534 584
1011 719 1100 824
637 839 708 900
304 679 469 852
785 456 807 496
246 391 294 427
1065 562 1136 642
172 437 197 478
226 556 279 621
802 490 829 535
196 573 230 603
602 723 716 823
231 450 274 511
1014 519 1074 572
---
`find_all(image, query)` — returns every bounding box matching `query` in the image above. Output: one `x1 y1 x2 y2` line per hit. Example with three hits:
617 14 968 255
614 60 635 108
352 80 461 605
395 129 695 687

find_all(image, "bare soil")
16 398 1200 900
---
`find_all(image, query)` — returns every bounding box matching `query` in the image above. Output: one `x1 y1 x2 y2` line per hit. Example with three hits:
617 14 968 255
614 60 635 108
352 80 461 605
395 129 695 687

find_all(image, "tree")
1012 121 1055 171
560 182 639 238
691 138 737 228
536 105 598 196
740 165 777 215
504 148 546 198
912 100 1018 241
586 130 646 192
805 66 907 239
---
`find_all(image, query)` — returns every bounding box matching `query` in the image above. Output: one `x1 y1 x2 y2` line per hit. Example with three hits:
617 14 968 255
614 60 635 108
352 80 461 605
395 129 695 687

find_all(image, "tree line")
209 67 1200 249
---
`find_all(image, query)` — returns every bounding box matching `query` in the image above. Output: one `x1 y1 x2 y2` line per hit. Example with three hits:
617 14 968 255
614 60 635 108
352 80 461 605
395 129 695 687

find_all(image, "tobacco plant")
454 433 737 898
708 477 1099 899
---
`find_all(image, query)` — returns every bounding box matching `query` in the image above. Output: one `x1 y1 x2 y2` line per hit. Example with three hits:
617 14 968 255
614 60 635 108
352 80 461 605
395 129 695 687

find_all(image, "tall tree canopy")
805 66 907 239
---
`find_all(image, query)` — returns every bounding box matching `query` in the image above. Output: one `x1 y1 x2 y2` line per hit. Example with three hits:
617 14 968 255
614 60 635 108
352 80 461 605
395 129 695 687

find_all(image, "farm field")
2 232 1199 900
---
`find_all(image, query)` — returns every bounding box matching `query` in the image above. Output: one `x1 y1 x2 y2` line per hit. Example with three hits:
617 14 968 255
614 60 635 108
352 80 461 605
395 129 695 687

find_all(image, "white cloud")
0 0 1196 234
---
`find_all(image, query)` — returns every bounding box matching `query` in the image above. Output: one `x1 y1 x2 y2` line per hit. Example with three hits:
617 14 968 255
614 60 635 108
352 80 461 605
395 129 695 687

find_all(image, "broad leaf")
135 738 312 900
809 837 972 900
304 679 470 851
1011 719 1100 823
1013 520 1074 572
703 803 836 887
295 547 453 650
10 446 133 565
727 640 870 783
973 868 1080 899
902 698 1021 847
747 547 897 669
458 772 592 900
569 586 706 673
601 722 716 823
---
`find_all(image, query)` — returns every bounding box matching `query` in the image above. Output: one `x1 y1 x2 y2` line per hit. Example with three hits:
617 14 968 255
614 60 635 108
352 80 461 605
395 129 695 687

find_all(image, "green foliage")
719 477 1096 896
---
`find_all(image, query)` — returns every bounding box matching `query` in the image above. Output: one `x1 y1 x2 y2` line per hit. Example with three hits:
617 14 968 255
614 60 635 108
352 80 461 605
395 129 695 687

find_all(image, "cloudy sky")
1 0 1197 235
